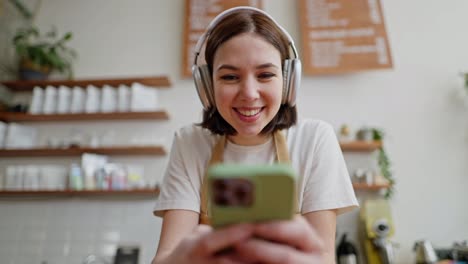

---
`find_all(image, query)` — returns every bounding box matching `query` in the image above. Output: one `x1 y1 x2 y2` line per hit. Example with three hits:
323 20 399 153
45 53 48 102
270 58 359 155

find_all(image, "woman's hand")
234 215 326 264
155 223 255 264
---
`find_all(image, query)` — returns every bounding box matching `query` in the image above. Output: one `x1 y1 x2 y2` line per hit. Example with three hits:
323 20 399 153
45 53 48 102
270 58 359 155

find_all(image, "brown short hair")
198 9 297 135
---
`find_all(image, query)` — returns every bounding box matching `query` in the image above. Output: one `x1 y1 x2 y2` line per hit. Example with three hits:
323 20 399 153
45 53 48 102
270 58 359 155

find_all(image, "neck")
227 134 271 146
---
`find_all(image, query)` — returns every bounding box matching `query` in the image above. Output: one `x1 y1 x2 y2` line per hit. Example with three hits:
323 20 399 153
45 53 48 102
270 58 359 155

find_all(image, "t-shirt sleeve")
153 130 201 217
301 121 359 215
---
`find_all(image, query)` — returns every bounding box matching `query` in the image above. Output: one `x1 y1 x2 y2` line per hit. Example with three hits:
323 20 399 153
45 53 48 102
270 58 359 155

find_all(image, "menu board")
298 0 393 75
182 0 263 77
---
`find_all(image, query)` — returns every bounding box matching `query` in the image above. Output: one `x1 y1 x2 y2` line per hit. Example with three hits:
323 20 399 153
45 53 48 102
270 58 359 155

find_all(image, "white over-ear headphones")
192 6 301 110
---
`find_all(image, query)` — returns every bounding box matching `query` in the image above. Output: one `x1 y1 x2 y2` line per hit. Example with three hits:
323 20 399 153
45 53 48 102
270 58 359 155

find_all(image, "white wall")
1 0 468 263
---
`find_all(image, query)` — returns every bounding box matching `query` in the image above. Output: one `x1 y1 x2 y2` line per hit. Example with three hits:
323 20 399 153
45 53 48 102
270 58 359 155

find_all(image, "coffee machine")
360 199 395 264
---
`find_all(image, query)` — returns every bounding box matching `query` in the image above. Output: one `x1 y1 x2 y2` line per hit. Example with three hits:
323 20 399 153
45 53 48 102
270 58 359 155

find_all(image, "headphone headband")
192 6 301 110
193 6 299 66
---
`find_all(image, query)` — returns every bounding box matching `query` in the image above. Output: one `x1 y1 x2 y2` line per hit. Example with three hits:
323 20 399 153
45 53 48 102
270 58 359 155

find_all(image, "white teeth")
238 108 261 116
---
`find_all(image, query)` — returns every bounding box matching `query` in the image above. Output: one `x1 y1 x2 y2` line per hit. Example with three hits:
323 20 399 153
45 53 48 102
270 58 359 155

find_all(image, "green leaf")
372 128 385 141
63 32 72 41
9 0 33 19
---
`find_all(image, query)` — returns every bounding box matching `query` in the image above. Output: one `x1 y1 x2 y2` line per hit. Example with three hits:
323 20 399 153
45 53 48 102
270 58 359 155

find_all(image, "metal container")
414 240 438 264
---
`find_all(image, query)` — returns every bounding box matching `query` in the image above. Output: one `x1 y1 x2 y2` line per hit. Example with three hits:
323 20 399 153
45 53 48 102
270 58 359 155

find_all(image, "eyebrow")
216 63 279 71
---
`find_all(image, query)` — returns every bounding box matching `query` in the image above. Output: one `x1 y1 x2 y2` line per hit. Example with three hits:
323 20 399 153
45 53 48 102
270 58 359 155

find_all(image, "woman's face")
212 32 283 146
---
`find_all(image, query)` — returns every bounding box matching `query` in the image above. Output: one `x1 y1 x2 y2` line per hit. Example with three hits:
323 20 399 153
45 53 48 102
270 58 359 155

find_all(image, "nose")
238 75 260 101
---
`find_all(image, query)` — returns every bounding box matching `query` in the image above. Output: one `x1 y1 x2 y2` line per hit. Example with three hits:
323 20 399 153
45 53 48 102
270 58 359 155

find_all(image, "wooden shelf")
0 146 166 157
352 183 390 190
0 111 169 122
340 141 382 152
1 76 171 91
0 188 160 197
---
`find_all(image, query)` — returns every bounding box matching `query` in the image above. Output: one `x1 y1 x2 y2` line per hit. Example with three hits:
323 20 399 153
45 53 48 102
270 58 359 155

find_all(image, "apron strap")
273 130 290 163
273 130 298 214
200 135 225 225
199 131 291 225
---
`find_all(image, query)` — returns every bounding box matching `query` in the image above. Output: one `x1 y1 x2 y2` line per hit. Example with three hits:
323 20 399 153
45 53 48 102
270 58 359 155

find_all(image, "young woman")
152 7 358 264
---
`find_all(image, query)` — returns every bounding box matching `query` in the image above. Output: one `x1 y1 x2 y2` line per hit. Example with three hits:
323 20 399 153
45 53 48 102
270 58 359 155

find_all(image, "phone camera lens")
212 178 254 207
213 179 234 206
214 192 231 206
234 182 253 205
213 179 228 191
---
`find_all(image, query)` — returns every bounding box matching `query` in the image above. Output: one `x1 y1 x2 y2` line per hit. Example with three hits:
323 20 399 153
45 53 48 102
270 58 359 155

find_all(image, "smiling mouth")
235 107 263 117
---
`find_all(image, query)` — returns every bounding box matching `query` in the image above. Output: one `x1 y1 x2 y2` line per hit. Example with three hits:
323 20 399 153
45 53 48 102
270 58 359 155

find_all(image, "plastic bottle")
69 163 83 190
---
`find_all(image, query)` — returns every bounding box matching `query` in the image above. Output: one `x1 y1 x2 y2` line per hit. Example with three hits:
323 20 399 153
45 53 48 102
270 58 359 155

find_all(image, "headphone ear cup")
192 64 214 109
282 60 291 105
286 59 301 106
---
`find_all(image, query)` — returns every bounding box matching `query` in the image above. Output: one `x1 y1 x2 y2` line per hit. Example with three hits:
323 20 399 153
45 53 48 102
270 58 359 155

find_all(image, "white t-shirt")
153 119 358 217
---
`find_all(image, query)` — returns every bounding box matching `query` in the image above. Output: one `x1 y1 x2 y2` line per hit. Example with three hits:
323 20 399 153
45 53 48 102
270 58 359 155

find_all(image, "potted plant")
13 26 77 80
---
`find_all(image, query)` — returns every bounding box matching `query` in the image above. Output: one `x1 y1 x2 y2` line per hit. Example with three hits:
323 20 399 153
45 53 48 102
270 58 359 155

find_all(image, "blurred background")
0 0 467 263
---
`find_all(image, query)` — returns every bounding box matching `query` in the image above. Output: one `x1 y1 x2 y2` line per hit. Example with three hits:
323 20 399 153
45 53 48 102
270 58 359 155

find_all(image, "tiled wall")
0 200 366 264
0 199 162 264
0 151 376 264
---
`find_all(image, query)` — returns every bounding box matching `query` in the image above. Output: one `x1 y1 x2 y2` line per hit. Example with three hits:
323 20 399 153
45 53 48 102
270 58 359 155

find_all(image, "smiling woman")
151 6 358 264
212 32 283 145
198 9 300 140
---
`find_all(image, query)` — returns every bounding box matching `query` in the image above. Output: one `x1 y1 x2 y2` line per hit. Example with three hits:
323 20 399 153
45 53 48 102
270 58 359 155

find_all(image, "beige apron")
199 130 292 225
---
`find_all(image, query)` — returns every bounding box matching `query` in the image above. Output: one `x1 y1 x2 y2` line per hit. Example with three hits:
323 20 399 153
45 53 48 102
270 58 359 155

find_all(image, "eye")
219 74 239 81
257 72 276 80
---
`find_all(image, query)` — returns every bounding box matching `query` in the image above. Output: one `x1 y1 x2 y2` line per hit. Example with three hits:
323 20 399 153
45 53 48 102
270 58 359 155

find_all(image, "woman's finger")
193 223 255 256
235 237 323 264
253 215 324 251
216 254 256 264
192 224 213 235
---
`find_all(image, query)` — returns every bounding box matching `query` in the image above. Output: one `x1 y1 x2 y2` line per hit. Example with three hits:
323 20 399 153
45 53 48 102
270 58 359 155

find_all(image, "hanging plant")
372 128 395 199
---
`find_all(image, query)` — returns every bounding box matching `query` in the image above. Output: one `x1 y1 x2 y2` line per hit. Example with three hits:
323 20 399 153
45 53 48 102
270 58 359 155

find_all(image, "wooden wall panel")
182 0 263 77
298 0 393 75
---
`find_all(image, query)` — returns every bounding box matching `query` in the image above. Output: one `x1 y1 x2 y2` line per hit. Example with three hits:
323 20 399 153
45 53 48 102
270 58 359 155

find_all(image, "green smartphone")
207 163 296 228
